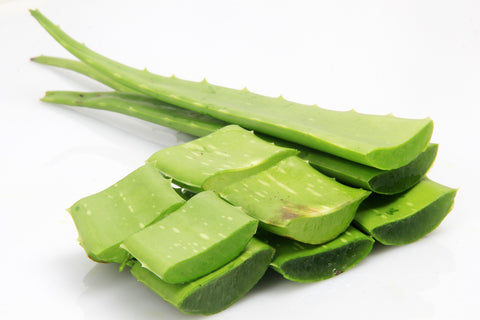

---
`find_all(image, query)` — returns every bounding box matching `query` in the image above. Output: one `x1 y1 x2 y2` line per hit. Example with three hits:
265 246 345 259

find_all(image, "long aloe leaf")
354 178 457 245
30 9 433 170
42 90 437 194
257 226 374 282
130 237 274 315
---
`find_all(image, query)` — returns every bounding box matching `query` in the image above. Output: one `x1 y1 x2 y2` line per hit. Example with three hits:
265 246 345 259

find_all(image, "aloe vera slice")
30 10 433 170
221 156 370 244
257 226 373 282
146 125 297 192
130 238 274 315
354 178 457 245
42 89 439 195
122 191 258 284
68 164 185 263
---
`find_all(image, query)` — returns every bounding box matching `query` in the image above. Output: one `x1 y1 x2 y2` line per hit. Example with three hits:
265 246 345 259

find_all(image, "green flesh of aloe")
257 226 374 282
354 178 457 245
221 156 370 244
41 90 437 194
146 125 298 192
130 238 274 315
121 191 258 284
68 164 185 263
30 9 434 170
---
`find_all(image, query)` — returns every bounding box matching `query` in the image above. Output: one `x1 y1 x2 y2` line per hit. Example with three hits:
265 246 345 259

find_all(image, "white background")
1 0 479 319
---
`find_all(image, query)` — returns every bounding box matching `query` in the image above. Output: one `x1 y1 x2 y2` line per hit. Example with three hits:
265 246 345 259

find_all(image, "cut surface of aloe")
258 226 373 282
221 156 370 244
43 89 438 195
68 164 185 263
130 237 274 315
31 10 433 170
122 191 258 284
147 125 297 192
354 178 457 245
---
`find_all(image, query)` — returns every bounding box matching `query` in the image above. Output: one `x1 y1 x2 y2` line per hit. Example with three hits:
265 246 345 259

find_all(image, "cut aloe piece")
31 10 433 170
221 156 370 244
122 191 258 284
257 226 374 282
130 238 274 315
354 178 457 245
68 164 185 263
296 143 439 194
147 125 297 192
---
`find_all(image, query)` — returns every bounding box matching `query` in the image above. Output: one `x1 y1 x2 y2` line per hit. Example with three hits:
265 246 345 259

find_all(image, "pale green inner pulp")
221 156 370 244
31 9 433 170
147 125 297 191
122 191 258 284
68 165 185 263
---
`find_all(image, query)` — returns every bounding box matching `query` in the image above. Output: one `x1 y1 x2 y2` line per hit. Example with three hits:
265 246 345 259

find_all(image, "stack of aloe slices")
31 9 458 315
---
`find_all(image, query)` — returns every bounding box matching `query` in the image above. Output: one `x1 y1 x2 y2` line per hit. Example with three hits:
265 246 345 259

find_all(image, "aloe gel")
31 10 434 170
147 125 297 192
121 191 258 284
68 164 185 263
221 156 370 244
130 238 274 315
258 226 374 282
354 178 457 245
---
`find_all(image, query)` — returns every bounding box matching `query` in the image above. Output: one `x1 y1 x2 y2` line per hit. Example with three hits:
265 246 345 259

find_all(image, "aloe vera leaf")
295 143 439 194
42 91 227 137
121 191 258 284
130 237 274 315
43 89 438 195
221 156 370 244
68 164 185 263
146 125 298 192
257 226 373 282
31 55 137 93
354 178 457 245
30 10 433 170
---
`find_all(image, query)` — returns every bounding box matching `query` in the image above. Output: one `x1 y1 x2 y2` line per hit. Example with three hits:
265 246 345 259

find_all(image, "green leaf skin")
68 164 185 263
257 226 373 283
296 143 439 194
354 178 457 245
30 10 433 170
121 191 258 284
31 55 137 93
43 89 438 195
221 156 371 244
146 125 298 192
130 238 274 315
42 91 227 137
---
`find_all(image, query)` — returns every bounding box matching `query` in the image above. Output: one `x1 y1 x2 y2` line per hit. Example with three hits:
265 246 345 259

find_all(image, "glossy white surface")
1 1 479 319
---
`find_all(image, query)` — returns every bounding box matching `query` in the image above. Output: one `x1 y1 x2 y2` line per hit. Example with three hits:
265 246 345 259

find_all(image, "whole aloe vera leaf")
130 237 274 315
68 164 185 263
121 191 258 284
146 125 298 192
31 55 137 93
354 178 457 245
257 226 373 283
42 90 437 194
221 156 371 244
42 91 227 137
30 10 433 170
